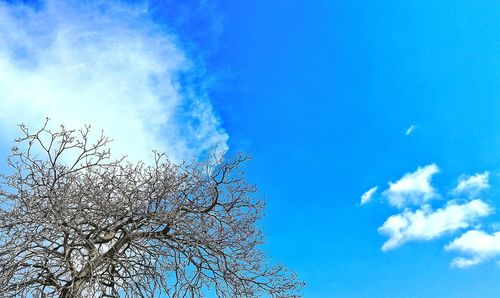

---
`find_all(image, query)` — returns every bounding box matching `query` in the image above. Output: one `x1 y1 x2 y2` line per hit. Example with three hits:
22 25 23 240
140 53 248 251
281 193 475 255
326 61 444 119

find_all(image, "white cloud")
446 230 500 268
452 172 490 197
383 164 439 208
0 0 228 162
405 124 417 136
360 186 378 205
378 199 492 251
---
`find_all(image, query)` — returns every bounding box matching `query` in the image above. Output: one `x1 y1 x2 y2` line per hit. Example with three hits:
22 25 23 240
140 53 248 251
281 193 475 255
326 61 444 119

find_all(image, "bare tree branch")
0 124 303 297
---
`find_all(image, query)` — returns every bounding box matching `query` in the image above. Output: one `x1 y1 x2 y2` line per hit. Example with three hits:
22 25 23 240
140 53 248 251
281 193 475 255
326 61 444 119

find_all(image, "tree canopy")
0 123 303 297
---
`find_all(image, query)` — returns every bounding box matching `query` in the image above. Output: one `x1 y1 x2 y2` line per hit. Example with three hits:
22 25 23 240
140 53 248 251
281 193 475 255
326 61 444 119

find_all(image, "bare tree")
0 123 303 297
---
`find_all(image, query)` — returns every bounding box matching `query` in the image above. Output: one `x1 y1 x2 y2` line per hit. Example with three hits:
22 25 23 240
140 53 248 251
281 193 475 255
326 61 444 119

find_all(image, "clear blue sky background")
1 0 499 297
157 1 500 297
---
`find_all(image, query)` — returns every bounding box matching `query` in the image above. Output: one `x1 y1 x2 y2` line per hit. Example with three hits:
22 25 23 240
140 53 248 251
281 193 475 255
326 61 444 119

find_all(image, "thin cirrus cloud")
360 186 378 205
383 164 439 208
0 0 228 162
378 199 492 251
405 124 417 136
452 172 490 197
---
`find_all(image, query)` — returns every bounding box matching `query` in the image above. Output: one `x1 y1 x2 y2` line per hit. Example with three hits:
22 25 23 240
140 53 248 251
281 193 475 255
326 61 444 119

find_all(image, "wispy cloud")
446 230 500 268
0 0 228 162
405 124 417 136
378 200 492 251
360 186 378 205
452 172 490 197
383 164 439 208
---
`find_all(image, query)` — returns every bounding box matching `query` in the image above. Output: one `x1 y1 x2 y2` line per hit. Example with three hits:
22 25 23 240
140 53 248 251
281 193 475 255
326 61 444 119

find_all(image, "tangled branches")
0 123 303 297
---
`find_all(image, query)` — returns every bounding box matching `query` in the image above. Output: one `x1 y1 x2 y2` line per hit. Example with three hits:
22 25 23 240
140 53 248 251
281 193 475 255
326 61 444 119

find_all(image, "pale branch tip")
0 124 303 297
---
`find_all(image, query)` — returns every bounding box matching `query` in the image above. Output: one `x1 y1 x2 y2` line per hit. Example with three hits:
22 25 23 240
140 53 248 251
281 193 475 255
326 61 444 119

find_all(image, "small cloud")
378 200 492 251
449 256 483 268
446 230 500 268
452 172 490 197
360 186 378 205
383 164 439 208
405 124 417 136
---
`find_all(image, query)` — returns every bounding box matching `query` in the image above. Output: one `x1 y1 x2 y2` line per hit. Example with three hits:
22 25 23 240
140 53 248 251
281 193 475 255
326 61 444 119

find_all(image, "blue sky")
0 0 499 297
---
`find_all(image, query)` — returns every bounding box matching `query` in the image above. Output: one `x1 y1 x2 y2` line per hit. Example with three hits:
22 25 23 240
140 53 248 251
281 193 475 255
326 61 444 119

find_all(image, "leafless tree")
0 122 303 297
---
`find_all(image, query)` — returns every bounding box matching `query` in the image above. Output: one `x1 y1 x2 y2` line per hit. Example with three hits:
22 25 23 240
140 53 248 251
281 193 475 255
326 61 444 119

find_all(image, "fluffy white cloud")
452 172 490 197
379 200 492 251
0 0 228 162
446 230 500 268
383 164 439 208
360 186 378 205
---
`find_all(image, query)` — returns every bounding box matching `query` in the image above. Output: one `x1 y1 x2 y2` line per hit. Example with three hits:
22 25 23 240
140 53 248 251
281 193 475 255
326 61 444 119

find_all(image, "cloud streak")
360 186 378 205
405 124 417 136
0 0 228 162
